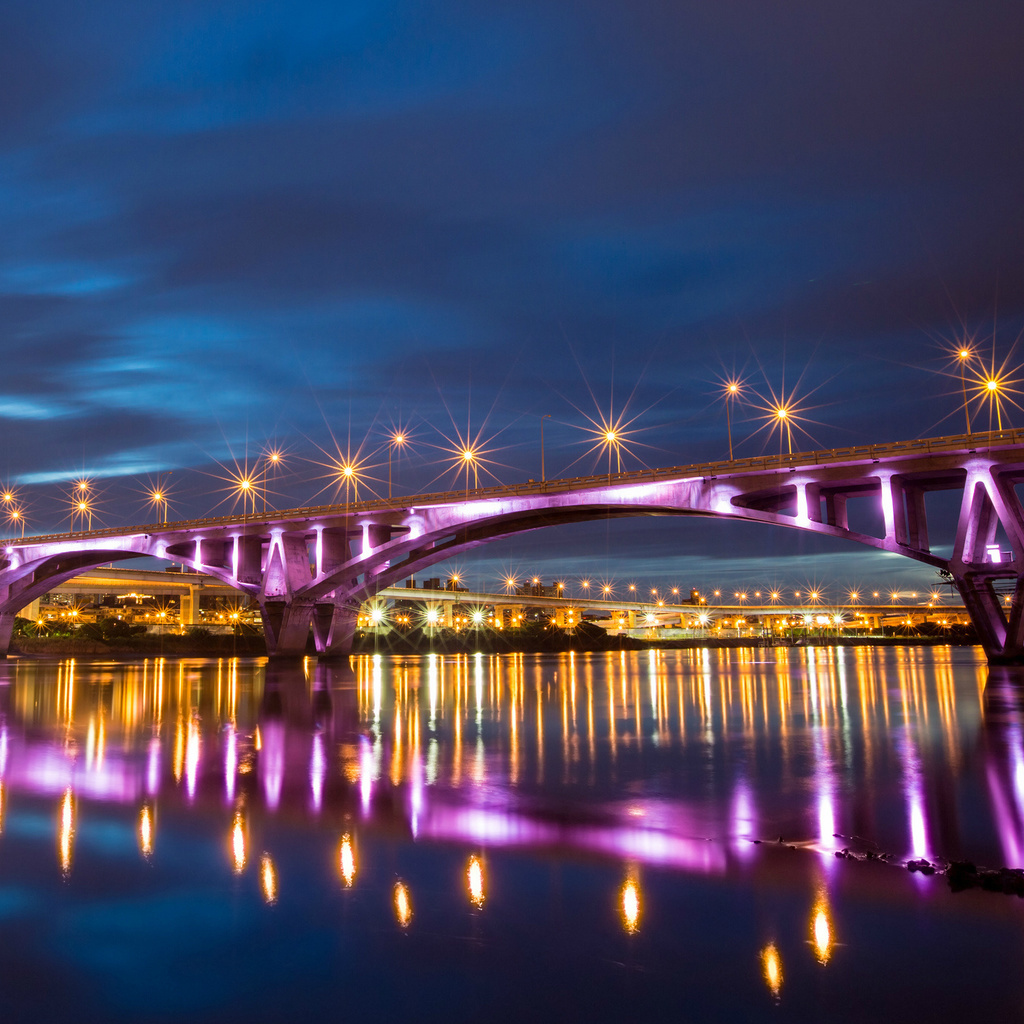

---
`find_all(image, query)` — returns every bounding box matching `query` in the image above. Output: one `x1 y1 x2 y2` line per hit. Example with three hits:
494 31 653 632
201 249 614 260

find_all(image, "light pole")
774 405 792 455
150 472 171 523
388 431 407 499
725 381 740 460
8 507 24 537
540 414 551 483
986 376 1004 431
604 430 620 482
341 463 354 516
461 449 477 497
262 451 281 513
958 348 973 434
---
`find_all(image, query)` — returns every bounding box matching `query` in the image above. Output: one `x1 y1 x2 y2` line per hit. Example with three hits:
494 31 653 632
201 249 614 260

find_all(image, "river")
0 646 1019 1021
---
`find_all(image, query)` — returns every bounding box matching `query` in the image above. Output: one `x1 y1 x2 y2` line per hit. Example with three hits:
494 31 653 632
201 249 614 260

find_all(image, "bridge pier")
259 599 315 661
0 612 15 658
311 601 358 660
953 574 1024 664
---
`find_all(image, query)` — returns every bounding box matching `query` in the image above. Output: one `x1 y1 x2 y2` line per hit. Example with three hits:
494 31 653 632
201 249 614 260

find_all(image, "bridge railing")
5 428 1024 548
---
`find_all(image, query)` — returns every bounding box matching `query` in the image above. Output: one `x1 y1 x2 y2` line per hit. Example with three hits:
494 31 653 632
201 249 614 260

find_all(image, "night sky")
3 1 1024 595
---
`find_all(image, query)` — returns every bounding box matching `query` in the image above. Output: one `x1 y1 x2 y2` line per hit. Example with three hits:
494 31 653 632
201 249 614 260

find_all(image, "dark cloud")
0 0 1021 588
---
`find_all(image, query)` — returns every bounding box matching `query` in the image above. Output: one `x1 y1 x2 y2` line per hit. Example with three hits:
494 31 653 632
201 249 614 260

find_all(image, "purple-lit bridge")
3 429 1024 662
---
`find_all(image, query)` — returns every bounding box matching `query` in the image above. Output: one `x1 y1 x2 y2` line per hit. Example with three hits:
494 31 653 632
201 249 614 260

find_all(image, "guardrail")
4 428 1023 548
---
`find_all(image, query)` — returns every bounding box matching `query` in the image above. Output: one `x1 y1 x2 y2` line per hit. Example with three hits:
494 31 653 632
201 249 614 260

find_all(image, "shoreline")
5 631 980 661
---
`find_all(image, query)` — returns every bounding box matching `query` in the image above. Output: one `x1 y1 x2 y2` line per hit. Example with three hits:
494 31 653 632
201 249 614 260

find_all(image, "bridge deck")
4 428 1023 547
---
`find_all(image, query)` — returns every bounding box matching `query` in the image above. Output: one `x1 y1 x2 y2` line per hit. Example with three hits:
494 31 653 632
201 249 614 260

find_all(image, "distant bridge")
1 429 1022 662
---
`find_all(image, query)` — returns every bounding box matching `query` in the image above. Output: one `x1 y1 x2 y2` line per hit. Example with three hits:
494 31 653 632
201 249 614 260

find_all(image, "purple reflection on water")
146 736 160 796
7 741 143 802
185 718 200 802
987 758 1024 866
261 720 284 811
420 801 728 873
408 746 424 837
310 732 325 812
897 733 930 861
223 724 237 803
730 781 757 862
359 734 373 817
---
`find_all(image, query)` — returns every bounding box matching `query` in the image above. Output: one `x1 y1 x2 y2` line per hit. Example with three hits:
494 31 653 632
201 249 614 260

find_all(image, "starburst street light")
952 341 1024 434
143 473 173 524
68 491 97 532
386 429 409 500
425 415 510 499
460 446 479 496
232 471 259 519
560 403 645 482
971 366 1024 432
6 506 25 537
747 381 825 456
957 344 975 433
260 447 285 512
718 376 748 461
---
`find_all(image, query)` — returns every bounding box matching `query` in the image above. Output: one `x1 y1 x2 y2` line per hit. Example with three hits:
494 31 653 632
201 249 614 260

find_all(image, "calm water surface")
0 646 1021 1022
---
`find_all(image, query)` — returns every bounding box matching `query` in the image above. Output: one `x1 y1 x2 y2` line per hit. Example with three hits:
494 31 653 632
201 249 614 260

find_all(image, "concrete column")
0 612 15 657
879 473 909 547
18 598 40 621
180 585 202 625
312 601 358 659
905 486 930 552
800 482 822 523
260 599 315 661
955 575 1008 661
825 492 849 530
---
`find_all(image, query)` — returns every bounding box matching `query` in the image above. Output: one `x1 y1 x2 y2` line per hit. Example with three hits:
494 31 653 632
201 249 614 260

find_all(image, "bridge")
2 429 1023 662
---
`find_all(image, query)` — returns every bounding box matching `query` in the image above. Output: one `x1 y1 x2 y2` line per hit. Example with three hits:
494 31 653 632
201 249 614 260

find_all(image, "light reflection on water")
0 647 1014 870
0 648 1020 1020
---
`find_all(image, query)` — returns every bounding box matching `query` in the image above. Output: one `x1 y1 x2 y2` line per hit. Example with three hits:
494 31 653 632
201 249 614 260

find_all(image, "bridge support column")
312 601 358 660
18 598 40 621
953 573 1024 663
0 612 15 657
260 599 315 661
180 585 202 626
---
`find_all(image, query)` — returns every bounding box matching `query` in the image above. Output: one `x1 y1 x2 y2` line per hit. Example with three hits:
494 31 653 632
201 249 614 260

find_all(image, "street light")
773 404 793 454
6 506 25 537
340 462 356 515
388 431 407 499
461 448 478 497
261 449 283 512
958 346 973 433
984 375 1006 431
721 378 745 460
148 472 171 523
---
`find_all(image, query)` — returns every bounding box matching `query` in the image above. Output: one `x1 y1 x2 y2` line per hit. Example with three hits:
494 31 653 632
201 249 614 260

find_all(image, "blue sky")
2 0 1023 593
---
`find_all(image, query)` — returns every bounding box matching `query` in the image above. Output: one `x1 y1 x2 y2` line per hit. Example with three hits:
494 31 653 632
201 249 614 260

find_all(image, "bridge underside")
3 434 1024 663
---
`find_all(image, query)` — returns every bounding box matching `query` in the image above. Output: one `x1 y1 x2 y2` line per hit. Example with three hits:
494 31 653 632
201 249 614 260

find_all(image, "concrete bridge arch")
1 431 1023 662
